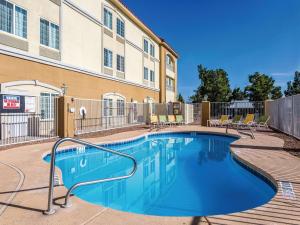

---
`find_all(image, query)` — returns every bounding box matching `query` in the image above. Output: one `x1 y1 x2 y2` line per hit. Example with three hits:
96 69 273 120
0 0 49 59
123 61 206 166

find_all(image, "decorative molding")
50 0 61 6
0 80 63 94
0 32 28 52
0 45 160 92
39 46 61 61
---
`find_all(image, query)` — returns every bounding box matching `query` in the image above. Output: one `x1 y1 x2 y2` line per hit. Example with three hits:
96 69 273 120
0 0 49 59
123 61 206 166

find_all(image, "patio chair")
159 115 170 127
231 114 255 138
150 115 159 128
208 115 230 127
231 115 243 124
232 114 255 128
168 115 177 126
252 115 270 130
175 115 185 125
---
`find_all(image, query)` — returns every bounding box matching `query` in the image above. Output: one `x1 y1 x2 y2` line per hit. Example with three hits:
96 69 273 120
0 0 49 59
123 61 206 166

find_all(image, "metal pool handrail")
44 137 138 215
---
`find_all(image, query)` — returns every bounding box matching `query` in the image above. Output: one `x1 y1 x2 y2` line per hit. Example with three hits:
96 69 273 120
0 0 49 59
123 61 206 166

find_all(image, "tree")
177 93 185 103
189 65 231 102
245 72 282 101
284 71 300 96
229 87 246 101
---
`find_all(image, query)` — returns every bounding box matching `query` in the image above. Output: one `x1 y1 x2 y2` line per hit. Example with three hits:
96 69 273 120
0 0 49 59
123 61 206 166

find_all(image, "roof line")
110 0 179 58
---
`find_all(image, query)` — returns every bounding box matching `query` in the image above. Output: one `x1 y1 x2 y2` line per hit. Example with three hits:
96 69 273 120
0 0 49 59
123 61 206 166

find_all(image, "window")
117 99 125 116
0 1 27 38
166 77 175 91
150 44 155 57
150 70 155 82
116 18 124 37
40 19 59 50
166 54 174 71
117 55 125 72
143 39 148 53
40 93 58 120
104 48 113 68
144 67 148 80
104 8 112 29
104 98 113 117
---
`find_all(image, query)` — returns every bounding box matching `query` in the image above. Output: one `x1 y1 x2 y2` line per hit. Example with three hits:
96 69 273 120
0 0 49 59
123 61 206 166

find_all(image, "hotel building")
0 0 178 115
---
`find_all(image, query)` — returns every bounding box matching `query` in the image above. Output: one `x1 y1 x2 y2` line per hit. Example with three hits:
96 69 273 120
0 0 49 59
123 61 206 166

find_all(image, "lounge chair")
232 114 255 128
168 115 177 126
231 115 242 124
230 114 255 138
175 115 185 125
252 115 270 130
208 115 230 127
150 115 159 128
159 115 170 127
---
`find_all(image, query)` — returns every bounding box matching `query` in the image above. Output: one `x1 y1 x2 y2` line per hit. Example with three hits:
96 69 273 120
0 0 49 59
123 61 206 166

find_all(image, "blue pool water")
44 132 276 216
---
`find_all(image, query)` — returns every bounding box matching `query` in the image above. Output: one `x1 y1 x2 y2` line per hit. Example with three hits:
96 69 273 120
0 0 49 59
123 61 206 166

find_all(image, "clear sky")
122 0 300 100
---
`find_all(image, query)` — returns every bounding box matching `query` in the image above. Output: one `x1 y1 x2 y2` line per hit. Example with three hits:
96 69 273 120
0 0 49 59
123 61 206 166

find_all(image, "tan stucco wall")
0 54 159 103
159 45 178 103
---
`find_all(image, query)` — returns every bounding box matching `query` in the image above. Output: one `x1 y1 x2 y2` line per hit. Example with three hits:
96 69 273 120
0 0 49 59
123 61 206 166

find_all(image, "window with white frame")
150 70 155 82
117 99 125 116
166 54 174 71
104 48 113 68
40 93 58 120
0 0 27 38
104 8 112 30
103 98 113 117
150 44 155 57
143 39 148 53
144 67 148 80
117 55 125 72
40 19 59 50
116 18 124 37
166 77 175 91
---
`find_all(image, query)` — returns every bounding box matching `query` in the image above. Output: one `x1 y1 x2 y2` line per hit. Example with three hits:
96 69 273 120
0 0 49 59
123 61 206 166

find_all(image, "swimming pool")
44 132 276 216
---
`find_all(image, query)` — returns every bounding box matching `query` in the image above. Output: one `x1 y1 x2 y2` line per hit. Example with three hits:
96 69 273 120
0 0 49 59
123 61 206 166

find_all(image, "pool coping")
1 126 299 225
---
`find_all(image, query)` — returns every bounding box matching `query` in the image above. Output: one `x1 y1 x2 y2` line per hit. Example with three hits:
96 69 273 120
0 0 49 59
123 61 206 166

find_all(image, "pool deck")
0 126 299 225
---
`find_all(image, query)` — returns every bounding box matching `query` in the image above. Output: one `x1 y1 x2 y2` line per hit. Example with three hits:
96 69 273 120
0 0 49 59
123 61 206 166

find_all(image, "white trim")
103 92 126 101
0 80 63 94
39 18 60 50
0 1 28 39
0 45 160 92
40 44 60 52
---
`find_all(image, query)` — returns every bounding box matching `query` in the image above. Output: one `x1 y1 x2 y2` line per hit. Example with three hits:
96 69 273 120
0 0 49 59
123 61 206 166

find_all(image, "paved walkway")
0 126 299 225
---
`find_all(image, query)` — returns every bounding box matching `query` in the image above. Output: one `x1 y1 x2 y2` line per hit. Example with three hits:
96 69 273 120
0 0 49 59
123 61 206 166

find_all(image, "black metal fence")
210 101 264 120
0 113 58 146
74 98 148 135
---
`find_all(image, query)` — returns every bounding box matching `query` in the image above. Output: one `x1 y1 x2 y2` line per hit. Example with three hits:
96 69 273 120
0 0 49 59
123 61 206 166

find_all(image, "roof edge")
110 0 179 58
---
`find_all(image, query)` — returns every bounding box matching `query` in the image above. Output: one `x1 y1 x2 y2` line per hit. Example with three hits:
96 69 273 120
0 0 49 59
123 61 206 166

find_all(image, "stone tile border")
0 126 299 225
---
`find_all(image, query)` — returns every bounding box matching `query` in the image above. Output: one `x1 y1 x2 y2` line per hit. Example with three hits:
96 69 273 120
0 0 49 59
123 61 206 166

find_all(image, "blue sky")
122 0 300 100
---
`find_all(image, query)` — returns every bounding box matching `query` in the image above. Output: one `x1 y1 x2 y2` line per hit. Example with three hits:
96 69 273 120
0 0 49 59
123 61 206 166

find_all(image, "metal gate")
192 103 202 125
0 97 58 146
74 98 148 135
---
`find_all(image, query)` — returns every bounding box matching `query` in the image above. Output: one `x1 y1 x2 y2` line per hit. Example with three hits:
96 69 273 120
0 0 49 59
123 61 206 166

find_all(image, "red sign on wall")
3 95 21 110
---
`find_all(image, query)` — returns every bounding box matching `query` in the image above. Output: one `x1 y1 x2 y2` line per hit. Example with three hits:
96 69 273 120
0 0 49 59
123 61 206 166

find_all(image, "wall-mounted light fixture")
61 83 68 96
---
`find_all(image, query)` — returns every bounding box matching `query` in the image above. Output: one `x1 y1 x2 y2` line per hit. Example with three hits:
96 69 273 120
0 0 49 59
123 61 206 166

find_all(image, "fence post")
57 96 75 138
201 101 210 126
264 99 273 116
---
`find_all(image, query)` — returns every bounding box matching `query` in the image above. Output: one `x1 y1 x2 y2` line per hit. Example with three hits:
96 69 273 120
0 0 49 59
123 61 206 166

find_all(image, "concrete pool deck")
0 126 299 225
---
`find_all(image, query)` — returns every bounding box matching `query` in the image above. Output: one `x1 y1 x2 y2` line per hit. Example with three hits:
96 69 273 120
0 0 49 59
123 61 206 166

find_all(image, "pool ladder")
44 137 138 215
